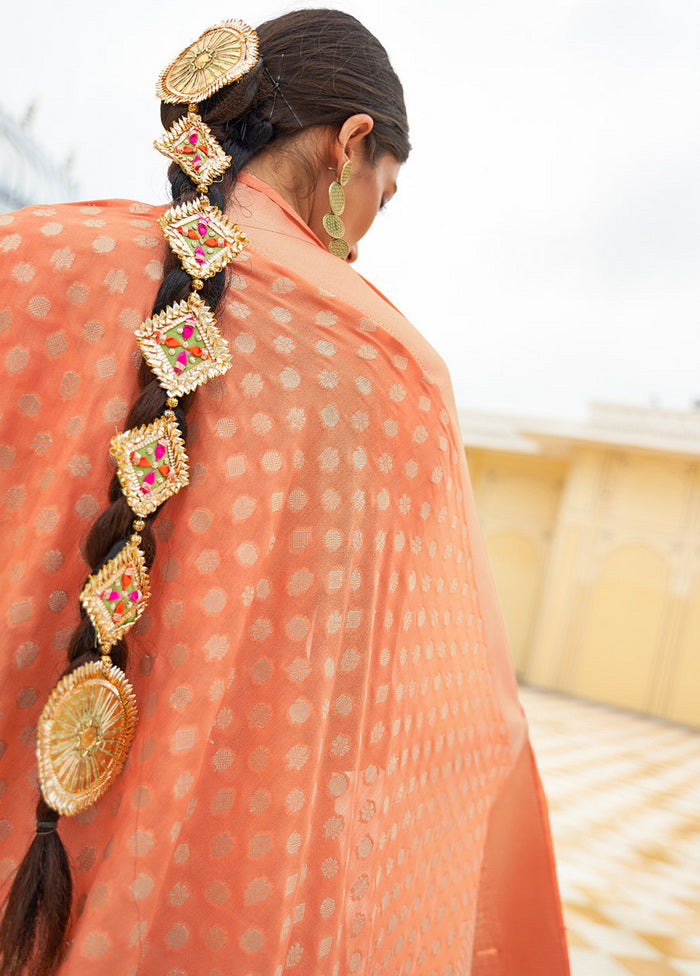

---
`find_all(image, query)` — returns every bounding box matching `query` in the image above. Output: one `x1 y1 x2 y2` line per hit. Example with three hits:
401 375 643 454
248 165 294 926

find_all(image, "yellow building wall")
467 449 566 675
467 444 700 730
666 572 700 726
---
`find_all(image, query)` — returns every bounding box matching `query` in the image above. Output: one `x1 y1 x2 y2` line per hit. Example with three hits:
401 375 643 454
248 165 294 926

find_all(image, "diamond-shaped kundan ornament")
111 414 189 517
154 111 231 188
135 292 232 397
160 198 248 280
80 538 150 650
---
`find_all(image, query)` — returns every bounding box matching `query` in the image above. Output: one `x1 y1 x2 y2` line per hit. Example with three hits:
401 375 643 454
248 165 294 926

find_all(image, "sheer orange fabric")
0 177 569 974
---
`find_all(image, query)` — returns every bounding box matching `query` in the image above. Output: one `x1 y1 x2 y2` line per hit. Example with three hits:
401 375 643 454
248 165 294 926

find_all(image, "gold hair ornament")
111 414 189 518
36 19 258 818
78 538 151 650
36 536 148 815
156 20 259 104
37 660 138 816
136 292 232 398
160 197 248 279
154 111 232 193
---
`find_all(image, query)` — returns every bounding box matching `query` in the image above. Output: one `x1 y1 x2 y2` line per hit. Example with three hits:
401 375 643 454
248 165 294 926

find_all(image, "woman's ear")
332 113 375 168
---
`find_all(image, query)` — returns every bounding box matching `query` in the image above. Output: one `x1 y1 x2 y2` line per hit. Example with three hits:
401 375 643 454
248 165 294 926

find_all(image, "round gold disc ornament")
339 159 353 187
37 660 138 816
328 238 350 260
156 19 260 104
322 212 345 239
328 181 345 216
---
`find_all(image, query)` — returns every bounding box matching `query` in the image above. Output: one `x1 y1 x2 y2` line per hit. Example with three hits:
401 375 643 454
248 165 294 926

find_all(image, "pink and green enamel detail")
136 292 232 397
79 538 151 648
173 123 220 180
130 436 175 497
154 111 232 188
156 314 209 376
177 211 234 270
159 198 249 281
98 565 146 630
110 415 189 518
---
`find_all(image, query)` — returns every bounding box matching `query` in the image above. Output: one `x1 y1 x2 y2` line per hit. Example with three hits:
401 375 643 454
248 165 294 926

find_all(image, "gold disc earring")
323 158 352 260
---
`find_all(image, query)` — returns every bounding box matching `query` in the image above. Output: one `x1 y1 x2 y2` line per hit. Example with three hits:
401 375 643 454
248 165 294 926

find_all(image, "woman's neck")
241 143 317 226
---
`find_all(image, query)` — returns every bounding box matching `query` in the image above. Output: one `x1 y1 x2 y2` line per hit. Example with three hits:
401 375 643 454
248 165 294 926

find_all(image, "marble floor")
520 687 700 976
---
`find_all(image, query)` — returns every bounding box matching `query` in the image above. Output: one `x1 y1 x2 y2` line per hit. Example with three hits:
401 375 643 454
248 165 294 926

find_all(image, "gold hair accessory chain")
36 19 258 817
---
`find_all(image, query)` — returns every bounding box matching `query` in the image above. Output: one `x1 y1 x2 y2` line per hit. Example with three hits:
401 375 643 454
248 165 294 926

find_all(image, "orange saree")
0 175 569 974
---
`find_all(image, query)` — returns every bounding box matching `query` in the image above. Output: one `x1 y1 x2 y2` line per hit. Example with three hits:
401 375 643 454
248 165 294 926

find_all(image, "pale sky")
4 0 700 420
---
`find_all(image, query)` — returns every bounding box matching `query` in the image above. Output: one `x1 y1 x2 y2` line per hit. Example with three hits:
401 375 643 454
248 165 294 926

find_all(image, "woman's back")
0 179 567 975
0 11 569 974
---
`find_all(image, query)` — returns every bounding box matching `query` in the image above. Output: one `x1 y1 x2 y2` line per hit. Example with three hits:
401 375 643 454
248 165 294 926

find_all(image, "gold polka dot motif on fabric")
122 272 512 975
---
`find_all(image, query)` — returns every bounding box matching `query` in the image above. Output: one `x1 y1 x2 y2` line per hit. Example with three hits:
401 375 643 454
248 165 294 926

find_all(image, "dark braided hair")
0 9 409 975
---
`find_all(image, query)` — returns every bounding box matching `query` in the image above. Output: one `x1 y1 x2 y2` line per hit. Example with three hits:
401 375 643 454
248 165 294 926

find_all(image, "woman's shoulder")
0 199 165 348
0 198 163 252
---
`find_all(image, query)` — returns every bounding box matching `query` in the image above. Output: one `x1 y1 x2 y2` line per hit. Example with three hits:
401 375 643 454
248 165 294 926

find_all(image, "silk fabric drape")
0 178 568 974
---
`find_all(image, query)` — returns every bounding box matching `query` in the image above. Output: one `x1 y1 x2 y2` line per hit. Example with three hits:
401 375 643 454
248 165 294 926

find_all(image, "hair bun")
246 117 274 152
222 109 275 167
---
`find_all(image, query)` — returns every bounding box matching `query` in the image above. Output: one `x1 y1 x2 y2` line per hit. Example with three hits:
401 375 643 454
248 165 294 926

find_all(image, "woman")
0 10 569 975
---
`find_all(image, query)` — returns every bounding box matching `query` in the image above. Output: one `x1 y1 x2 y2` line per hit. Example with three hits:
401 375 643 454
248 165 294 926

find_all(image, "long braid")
0 100 273 976
1 9 412 972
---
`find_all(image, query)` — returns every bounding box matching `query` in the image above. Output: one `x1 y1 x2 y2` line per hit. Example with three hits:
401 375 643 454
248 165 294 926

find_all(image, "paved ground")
520 686 700 976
